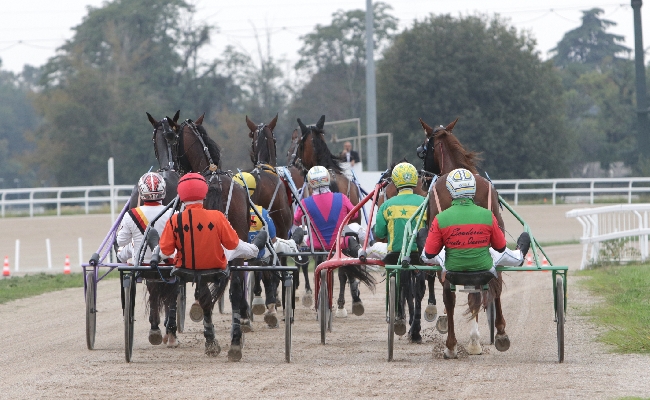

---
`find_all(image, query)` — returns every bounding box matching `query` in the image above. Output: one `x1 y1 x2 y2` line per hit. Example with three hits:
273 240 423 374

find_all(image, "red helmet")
178 173 208 202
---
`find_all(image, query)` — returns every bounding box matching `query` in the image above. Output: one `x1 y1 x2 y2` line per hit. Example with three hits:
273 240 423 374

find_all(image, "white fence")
0 185 134 217
566 204 650 269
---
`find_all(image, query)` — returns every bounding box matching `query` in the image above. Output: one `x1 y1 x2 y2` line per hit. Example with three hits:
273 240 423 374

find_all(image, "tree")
551 8 630 68
377 14 570 179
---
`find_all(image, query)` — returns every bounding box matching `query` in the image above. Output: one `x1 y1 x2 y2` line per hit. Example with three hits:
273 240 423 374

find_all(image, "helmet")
392 162 418 189
178 173 208 202
137 172 166 201
446 168 476 199
233 172 256 194
307 166 330 189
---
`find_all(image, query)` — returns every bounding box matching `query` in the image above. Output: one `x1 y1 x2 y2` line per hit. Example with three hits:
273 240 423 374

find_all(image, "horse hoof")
264 311 278 328
424 304 438 322
241 318 253 333
148 328 163 345
162 333 169 345
394 318 407 336
189 303 203 323
252 296 266 315
495 334 510 352
228 345 242 362
436 315 448 334
205 340 221 357
467 341 482 355
408 330 423 344
167 334 179 348
275 298 282 308
351 301 364 316
335 307 348 318
302 293 313 308
443 346 458 359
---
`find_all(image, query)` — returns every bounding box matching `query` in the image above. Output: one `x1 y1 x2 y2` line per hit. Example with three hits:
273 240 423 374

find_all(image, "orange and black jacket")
160 203 239 269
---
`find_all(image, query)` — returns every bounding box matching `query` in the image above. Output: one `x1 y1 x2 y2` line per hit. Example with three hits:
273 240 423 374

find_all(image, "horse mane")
195 124 222 168
436 130 481 174
309 130 343 174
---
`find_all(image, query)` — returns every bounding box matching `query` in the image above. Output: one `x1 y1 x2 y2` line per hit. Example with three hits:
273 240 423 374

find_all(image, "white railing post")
29 191 34 217
590 181 595 204
514 182 519 205
14 239 20 272
57 189 62 216
108 157 115 222
552 181 557 205
46 238 52 270
629 180 633 204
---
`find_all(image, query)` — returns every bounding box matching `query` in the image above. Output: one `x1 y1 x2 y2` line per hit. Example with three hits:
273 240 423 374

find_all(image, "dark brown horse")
419 117 508 358
286 128 306 194
163 115 252 356
293 115 370 316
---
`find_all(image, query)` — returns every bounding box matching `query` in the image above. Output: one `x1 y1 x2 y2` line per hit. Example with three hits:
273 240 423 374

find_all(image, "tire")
285 277 293 363
556 275 565 363
246 272 255 322
176 283 186 333
85 272 96 350
388 275 396 361
487 300 496 345
319 270 328 344
123 275 135 363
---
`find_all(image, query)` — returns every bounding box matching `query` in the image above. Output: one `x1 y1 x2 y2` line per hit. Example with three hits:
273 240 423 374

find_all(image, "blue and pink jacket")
294 192 357 250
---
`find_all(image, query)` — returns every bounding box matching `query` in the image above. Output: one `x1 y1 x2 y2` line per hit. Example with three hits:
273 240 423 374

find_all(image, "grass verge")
577 264 650 353
0 272 113 304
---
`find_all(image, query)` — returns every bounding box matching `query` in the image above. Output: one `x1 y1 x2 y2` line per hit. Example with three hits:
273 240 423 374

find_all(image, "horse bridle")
152 118 178 172
178 119 218 176
290 125 320 174
251 123 277 167
417 126 444 176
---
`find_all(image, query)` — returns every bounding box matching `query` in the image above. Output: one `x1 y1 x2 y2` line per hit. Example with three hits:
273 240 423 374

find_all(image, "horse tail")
464 292 482 321
145 281 177 316
198 280 228 310
475 276 503 319
204 180 224 211
342 265 376 292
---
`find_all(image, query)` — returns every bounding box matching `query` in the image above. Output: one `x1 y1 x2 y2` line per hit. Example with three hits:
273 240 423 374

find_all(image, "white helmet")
446 168 476 199
307 166 330 189
137 172 166 201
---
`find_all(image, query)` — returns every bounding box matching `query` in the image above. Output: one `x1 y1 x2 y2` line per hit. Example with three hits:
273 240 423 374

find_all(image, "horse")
245 115 296 319
418 117 508 358
292 115 372 317
160 114 253 352
286 128 306 190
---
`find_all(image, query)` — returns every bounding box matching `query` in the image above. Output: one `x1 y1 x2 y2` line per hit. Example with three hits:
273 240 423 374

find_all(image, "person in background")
339 141 360 167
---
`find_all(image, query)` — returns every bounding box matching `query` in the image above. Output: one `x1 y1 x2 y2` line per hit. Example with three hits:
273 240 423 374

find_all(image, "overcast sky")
1 0 648 74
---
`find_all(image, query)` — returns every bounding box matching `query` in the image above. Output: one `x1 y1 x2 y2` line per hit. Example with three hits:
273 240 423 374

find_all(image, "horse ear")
165 117 178 129
146 112 157 128
195 113 205 125
446 118 459 132
419 118 433 135
316 115 326 130
297 118 309 135
246 115 257 133
268 114 278 131
172 110 180 123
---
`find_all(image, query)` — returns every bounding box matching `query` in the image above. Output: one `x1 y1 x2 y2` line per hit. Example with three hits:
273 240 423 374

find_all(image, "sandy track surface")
1 244 649 399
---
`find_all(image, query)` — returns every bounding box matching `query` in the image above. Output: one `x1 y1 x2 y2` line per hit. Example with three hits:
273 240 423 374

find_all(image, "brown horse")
286 128 306 193
163 115 252 356
419 117 509 358
293 115 370 316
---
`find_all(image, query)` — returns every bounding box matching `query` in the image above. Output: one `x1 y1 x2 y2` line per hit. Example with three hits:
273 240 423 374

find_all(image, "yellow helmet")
392 162 418 189
233 172 257 194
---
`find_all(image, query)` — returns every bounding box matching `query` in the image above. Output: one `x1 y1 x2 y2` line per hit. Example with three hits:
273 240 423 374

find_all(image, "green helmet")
392 162 418 189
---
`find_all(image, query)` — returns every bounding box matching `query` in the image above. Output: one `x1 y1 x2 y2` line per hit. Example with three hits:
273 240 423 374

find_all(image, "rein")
180 119 218 175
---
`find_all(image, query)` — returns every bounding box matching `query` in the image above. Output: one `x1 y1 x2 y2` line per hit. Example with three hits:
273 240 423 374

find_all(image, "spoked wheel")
487 299 496 345
218 289 226 314
123 275 135 363
556 275 565 363
85 271 97 350
318 270 329 344
388 275 396 361
176 283 186 333
246 272 255 322
284 276 293 363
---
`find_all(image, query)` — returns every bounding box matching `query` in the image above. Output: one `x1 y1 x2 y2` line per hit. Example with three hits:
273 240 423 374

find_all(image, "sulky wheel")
123 275 136 363
318 269 329 344
218 280 227 314
284 276 293 363
388 275 396 361
487 299 496 345
176 282 186 333
556 275 565 363
85 271 97 350
246 271 255 322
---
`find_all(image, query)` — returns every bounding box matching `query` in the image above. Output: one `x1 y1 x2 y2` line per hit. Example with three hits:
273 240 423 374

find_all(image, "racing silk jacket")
374 189 427 253
116 202 173 263
249 204 276 257
424 198 506 272
159 203 239 270
293 192 357 250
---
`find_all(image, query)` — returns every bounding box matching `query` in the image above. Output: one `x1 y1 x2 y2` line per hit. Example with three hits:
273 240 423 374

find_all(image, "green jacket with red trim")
424 198 506 272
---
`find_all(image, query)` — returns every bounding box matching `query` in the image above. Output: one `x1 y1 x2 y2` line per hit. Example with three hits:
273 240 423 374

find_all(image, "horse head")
175 114 220 174
418 117 478 175
247 114 278 166
146 110 180 171
294 115 338 173
287 128 301 165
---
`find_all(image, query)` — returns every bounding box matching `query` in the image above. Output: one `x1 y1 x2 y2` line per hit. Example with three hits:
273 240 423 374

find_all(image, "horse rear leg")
466 293 482 355
349 273 364 316
228 272 244 361
262 272 279 328
146 281 163 345
409 272 426 343
252 272 266 315
335 268 348 318
425 274 438 322
442 284 458 359
490 275 510 352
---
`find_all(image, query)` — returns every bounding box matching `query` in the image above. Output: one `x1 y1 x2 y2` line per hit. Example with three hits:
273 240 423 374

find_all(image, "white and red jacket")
116 202 173 263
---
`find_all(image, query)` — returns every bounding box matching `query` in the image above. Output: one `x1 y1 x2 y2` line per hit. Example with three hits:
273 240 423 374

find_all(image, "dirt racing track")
1 207 650 398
